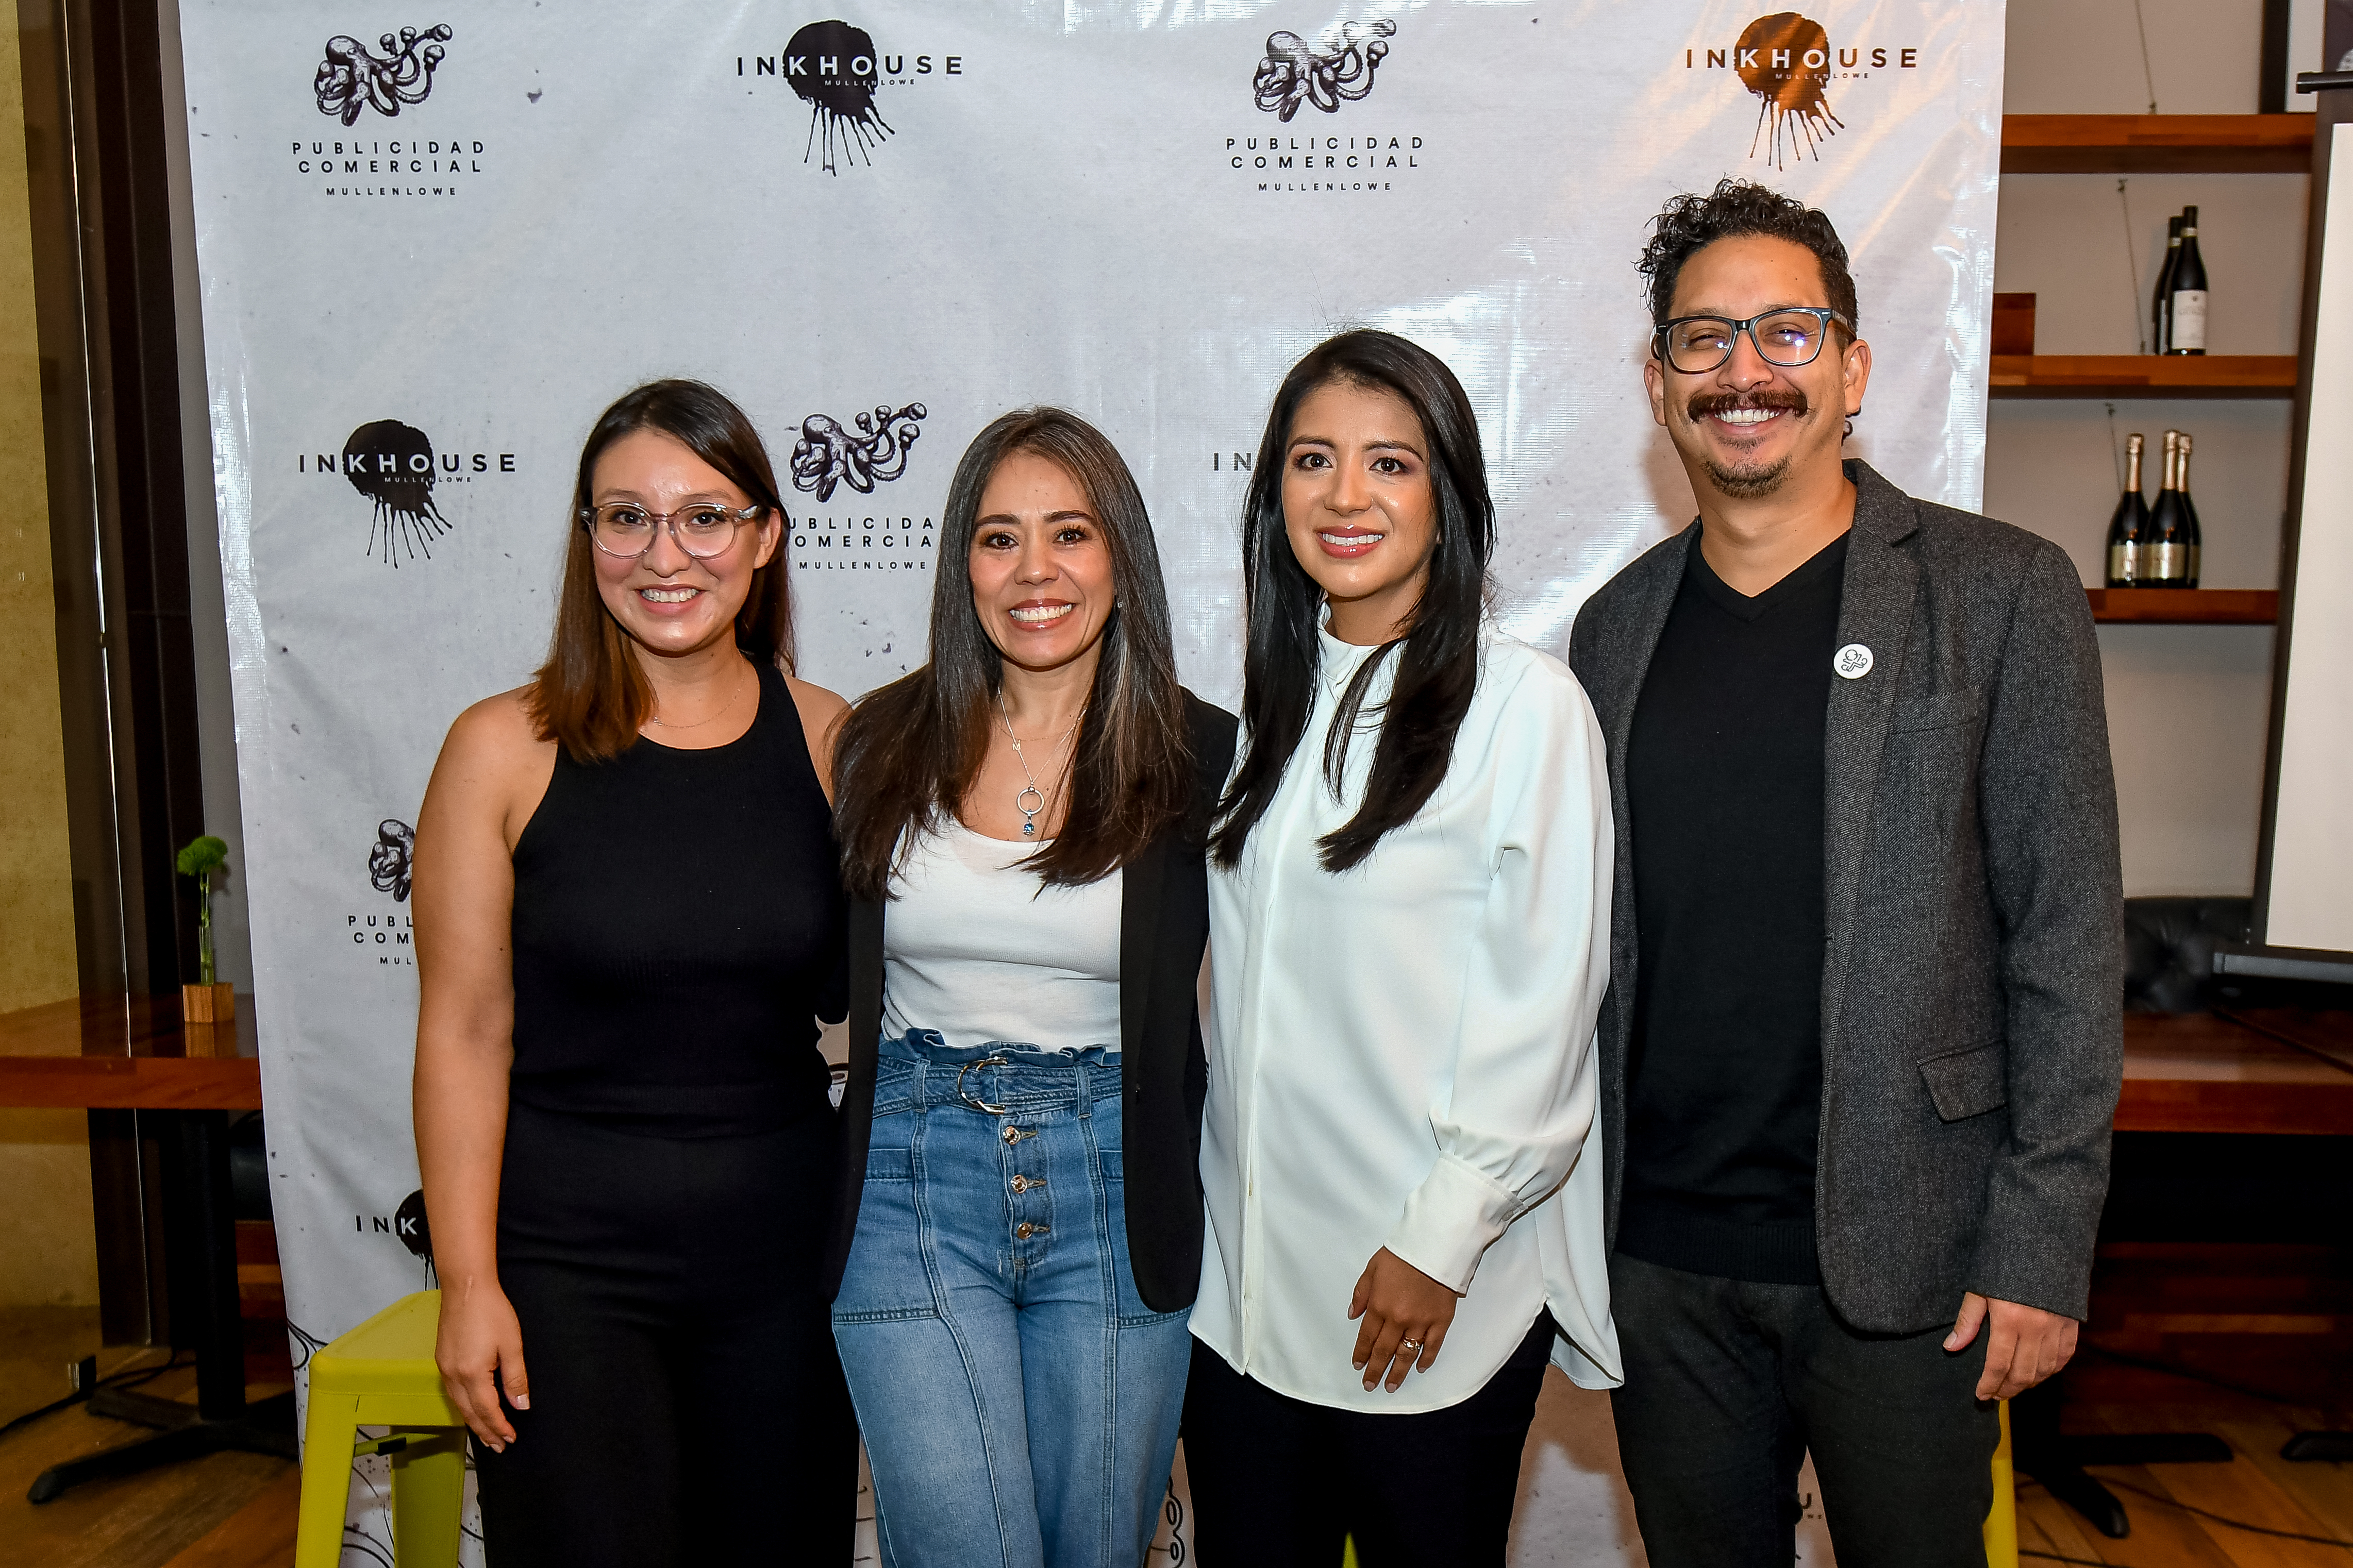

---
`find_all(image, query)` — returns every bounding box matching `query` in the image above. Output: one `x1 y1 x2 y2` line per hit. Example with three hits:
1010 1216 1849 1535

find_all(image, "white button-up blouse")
1191 621 1622 1412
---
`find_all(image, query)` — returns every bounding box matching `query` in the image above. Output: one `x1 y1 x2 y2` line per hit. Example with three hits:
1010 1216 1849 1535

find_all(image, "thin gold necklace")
995 690 1081 839
648 657 750 731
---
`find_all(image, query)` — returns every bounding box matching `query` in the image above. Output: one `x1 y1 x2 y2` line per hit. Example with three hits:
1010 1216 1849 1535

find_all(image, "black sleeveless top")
509 663 845 1137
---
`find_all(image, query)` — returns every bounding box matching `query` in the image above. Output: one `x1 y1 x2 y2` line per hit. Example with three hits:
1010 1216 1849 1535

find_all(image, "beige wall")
0 2 69 1004
0 0 98 1309
1995 0 2289 897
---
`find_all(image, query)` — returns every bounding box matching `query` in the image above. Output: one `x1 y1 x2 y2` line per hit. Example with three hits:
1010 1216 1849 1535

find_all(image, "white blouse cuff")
1384 1154 1518 1293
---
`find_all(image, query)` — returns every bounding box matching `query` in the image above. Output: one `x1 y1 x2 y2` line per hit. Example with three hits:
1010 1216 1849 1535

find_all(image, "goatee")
1686 389 1809 500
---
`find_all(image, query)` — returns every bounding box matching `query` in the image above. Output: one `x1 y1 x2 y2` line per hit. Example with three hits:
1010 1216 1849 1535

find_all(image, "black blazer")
823 693 1238 1312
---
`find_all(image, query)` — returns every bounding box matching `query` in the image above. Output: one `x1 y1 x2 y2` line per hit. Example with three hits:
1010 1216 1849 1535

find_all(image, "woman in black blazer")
824 406 1235 1568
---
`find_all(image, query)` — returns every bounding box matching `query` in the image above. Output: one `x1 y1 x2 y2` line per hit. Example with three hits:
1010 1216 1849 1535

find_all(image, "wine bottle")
2105 432 2150 586
2176 431 2202 588
2146 430 2191 586
2152 216 2182 355
2167 207 2209 356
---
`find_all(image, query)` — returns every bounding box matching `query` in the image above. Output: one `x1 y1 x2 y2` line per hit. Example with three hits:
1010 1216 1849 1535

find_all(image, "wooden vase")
181 982 236 1024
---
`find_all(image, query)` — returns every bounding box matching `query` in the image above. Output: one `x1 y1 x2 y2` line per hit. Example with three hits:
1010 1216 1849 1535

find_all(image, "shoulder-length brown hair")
833 408 1192 899
525 380 793 763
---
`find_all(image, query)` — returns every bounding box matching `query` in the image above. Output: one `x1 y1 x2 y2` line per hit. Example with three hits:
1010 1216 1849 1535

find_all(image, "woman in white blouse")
1183 330 1620 1565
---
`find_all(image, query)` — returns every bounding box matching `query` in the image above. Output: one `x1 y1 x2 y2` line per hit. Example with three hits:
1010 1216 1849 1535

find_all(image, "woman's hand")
435 1281 529 1451
1348 1247 1460 1393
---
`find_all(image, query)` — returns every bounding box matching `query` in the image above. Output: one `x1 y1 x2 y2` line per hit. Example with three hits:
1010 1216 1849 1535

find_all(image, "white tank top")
881 821 1123 1053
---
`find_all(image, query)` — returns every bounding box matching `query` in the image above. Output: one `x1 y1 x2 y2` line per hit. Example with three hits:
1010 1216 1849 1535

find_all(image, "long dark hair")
524 379 792 763
833 408 1193 900
1210 330 1493 872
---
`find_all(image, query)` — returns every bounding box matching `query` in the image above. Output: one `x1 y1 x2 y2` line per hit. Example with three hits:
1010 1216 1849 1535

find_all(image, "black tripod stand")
28 1109 296 1503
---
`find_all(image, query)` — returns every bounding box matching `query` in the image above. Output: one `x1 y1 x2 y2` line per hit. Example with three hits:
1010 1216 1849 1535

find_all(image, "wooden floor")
8 1262 2353 1567
2022 1389 2353 1566
0 1308 295 1568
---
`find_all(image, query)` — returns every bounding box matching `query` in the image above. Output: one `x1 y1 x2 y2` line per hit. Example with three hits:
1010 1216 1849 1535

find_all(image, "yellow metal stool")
1984 1398 2018 1568
294 1291 467 1568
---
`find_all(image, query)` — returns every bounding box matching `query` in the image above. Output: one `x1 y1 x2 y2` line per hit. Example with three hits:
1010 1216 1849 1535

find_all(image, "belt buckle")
955 1054 1012 1115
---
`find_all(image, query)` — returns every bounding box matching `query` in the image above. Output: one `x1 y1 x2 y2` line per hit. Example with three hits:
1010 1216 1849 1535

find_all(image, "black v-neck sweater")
1616 532 1847 1286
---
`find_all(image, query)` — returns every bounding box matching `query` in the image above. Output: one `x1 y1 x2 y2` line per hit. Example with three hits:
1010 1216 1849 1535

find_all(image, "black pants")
1608 1252 2000 1568
1180 1314 1554 1567
472 1104 857 1567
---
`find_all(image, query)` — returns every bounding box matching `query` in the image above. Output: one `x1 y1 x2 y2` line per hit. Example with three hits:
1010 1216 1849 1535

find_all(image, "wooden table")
0 994 290 1503
0 993 261 1108
2119 1009 2353 1134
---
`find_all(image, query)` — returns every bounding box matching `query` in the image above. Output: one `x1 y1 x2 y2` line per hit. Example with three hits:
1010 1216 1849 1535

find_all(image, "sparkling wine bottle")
2105 433 2150 586
2152 216 2182 355
2145 430 2192 587
2176 431 2202 588
2167 207 2209 356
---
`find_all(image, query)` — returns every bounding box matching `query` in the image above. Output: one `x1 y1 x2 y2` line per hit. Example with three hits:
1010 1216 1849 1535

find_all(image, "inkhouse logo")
1683 15 1920 170
297 421 519 566
1254 19 1395 121
314 25 452 124
340 420 444 564
788 20 888 173
738 21 969 175
791 403 927 501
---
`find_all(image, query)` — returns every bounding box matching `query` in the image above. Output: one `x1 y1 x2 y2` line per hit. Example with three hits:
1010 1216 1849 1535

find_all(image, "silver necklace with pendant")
996 690 1080 839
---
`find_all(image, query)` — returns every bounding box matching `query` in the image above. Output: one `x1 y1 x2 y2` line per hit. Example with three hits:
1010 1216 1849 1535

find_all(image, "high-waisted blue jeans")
832 1031 1191 1568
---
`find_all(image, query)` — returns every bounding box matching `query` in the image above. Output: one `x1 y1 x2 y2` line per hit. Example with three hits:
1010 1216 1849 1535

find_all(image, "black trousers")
1180 1314 1554 1567
1607 1252 2000 1568
471 1104 857 1567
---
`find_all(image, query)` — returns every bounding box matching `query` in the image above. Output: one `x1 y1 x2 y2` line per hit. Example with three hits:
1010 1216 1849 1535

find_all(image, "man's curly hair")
1636 178 1858 330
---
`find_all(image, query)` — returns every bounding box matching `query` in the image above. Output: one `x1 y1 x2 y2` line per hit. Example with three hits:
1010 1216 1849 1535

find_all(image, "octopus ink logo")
1684 18 1919 170
1254 19 1394 121
791 404 926 501
340 420 450 565
313 25 452 125
369 820 414 903
346 819 415 965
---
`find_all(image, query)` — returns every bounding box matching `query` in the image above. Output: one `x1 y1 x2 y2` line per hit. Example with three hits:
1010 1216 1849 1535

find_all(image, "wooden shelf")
2002 114 2313 174
1990 355 2297 398
2087 588 2278 623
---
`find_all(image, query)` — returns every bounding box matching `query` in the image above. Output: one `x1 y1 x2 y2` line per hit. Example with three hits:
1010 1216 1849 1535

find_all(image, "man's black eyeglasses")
1651 308 1855 375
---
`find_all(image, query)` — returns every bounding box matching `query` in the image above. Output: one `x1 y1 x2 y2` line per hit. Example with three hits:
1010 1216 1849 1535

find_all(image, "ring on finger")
1398 1337 1424 1354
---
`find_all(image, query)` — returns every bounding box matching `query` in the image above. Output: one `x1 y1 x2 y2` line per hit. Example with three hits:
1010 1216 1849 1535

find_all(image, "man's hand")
1945 1291 2078 1400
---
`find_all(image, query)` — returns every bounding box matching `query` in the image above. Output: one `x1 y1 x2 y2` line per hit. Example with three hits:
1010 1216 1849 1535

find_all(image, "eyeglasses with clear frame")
1651 307 1855 375
578 499 769 561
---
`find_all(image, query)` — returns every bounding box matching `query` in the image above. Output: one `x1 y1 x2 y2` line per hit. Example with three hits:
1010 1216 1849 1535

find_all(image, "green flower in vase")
175 835 230 986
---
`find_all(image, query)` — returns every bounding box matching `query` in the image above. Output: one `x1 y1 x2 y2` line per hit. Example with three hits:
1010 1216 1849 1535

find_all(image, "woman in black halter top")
412 381 855 1565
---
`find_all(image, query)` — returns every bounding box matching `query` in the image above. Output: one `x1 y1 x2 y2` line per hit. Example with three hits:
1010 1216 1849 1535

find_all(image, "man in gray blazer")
1567 179 2123 1566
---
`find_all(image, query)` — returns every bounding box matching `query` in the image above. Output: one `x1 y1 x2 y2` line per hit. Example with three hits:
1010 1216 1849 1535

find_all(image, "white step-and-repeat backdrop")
180 2 2004 1559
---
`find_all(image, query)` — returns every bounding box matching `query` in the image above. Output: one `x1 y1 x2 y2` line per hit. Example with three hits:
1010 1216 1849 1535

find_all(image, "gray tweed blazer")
1567 460 2124 1331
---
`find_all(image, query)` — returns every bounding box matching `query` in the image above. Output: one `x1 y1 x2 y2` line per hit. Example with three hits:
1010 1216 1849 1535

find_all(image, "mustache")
1686 389 1810 421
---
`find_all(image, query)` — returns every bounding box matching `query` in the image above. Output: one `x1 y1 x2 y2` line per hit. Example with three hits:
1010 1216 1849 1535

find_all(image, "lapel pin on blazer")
1833 643 1874 679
